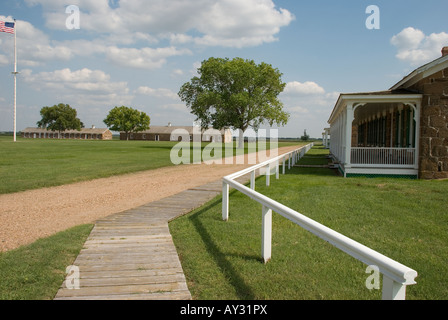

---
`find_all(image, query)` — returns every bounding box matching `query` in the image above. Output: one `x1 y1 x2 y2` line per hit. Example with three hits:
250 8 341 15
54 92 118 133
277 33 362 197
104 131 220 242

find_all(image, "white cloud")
284 81 325 95
280 80 338 120
391 27 448 66
0 17 74 66
23 68 128 93
192 0 294 47
22 68 133 108
136 87 179 100
105 46 191 70
288 106 309 114
24 0 294 48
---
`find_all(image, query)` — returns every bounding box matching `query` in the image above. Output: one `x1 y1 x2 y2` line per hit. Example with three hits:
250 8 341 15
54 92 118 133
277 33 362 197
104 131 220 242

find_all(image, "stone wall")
408 67 448 179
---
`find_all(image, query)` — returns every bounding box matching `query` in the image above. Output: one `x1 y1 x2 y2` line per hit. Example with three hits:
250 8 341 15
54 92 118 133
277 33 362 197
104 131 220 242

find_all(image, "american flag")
0 21 15 34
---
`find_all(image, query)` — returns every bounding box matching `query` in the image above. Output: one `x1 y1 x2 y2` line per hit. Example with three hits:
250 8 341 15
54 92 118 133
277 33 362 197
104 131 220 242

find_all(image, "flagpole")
12 19 18 142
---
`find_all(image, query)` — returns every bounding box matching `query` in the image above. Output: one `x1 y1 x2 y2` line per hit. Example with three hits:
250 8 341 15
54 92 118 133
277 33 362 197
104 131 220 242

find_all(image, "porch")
327 91 422 178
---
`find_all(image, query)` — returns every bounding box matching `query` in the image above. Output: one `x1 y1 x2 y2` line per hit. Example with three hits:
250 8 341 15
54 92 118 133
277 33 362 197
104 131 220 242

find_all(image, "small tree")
37 103 84 138
103 106 150 140
178 57 289 148
300 129 310 141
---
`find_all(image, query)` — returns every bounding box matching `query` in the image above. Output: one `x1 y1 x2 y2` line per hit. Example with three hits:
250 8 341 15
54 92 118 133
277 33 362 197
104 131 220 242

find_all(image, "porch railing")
351 147 416 167
222 144 417 300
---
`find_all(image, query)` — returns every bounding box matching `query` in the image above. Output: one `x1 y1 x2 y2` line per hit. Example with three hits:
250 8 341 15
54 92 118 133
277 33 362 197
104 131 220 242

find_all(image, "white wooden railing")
222 144 417 300
351 147 416 167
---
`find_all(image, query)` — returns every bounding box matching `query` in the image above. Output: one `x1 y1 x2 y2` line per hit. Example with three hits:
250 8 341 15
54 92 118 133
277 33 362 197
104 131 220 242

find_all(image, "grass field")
0 136 301 194
169 146 448 300
0 136 303 300
0 224 93 300
2 140 446 300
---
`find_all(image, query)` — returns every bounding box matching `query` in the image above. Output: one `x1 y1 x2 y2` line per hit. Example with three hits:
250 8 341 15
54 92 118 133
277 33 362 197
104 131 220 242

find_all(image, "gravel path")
0 146 298 252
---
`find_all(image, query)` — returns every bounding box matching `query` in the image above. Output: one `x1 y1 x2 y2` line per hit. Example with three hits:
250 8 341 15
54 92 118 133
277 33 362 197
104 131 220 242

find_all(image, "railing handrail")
222 143 418 300
352 147 415 150
225 145 310 180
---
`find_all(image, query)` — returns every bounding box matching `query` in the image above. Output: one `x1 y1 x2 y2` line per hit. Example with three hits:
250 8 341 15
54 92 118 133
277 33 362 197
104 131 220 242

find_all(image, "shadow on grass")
187 196 258 300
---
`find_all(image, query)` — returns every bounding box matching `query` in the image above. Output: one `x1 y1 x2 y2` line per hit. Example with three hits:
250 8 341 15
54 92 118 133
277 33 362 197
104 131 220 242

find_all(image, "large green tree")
37 103 84 137
178 57 289 148
103 106 150 140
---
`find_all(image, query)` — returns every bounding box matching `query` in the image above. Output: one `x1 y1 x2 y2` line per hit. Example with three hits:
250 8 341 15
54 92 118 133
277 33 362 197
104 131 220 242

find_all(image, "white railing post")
276 160 279 180
222 181 229 221
262 205 272 264
221 143 417 300
250 170 255 190
266 163 270 186
282 157 286 174
382 275 407 300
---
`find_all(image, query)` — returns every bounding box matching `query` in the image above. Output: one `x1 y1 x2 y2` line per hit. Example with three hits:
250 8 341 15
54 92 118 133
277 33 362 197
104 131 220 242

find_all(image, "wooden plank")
55 176 251 300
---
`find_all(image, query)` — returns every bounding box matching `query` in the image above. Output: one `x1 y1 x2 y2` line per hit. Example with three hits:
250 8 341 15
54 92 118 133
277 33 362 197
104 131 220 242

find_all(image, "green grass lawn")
4 140 445 300
0 136 304 300
169 145 448 300
0 224 93 300
0 136 302 194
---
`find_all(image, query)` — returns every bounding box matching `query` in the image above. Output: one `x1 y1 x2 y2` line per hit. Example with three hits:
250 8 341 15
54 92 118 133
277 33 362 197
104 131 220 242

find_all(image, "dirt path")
0 146 299 252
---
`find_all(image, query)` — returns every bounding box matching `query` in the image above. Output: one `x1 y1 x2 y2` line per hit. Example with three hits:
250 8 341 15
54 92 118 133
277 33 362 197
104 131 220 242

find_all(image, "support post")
266 164 270 186
276 160 279 180
413 102 421 172
344 103 354 168
250 170 255 190
282 157 286 174
382 275 407 300
261 205 272 264
222 181 229 221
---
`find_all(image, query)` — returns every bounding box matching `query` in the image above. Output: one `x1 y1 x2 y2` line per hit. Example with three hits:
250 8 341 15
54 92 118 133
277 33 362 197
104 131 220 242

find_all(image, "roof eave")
327 92 423 124
390 54 448 91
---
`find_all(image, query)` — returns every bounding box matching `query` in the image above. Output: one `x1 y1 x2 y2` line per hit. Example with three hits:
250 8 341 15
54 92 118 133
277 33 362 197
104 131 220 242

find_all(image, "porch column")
413 101 421 172
344 103 354 168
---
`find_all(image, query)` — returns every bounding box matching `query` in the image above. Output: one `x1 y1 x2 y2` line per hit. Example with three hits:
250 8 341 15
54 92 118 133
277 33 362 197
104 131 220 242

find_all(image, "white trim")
340 165 418 177
328 93 422 125
390 55 448 90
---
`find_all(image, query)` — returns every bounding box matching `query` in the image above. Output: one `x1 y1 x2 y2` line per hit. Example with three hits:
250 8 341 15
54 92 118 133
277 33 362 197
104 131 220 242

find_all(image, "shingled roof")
22 127 111 134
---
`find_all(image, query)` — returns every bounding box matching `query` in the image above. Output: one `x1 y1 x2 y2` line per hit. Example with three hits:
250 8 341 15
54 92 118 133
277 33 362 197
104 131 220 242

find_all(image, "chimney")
442 46 448 57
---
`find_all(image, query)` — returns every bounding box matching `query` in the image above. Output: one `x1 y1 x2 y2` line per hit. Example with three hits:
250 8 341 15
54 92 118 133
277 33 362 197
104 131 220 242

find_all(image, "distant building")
21 127 113 140
120 124 233 143
327 46 448 179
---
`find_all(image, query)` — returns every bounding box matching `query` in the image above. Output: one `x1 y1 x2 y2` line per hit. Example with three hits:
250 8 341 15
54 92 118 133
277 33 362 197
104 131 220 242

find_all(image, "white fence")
351 147 416 167
222 143 417 300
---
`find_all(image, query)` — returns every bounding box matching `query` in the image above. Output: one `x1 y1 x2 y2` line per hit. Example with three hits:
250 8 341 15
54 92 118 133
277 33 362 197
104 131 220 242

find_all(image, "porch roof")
327 89 422 124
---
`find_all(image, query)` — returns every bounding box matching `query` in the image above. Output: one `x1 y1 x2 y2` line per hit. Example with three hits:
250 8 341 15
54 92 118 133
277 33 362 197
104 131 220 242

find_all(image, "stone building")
327 47 448 179
120 124 233 143
22 127 113 140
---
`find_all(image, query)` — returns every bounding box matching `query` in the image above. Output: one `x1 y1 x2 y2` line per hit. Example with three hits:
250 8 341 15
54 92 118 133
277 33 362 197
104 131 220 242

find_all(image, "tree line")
36 57 291 146
36 103 150 140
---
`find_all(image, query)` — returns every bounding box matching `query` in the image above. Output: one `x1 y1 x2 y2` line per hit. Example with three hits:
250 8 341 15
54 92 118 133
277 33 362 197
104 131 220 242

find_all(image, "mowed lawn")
169 146 448 300
0 136 174 194
0 136 301 194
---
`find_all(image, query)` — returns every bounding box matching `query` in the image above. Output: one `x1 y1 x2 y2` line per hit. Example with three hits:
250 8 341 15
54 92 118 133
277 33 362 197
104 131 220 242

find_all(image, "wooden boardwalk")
54 178 247 300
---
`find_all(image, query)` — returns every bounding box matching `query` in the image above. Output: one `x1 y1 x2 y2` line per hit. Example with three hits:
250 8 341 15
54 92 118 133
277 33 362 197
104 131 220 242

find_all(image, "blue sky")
1 0 447 138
